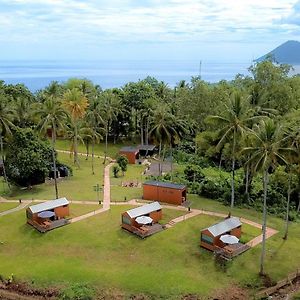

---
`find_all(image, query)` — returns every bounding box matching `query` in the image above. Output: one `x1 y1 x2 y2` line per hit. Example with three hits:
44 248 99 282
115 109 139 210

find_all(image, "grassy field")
0 198 299 298
0 204 254 298
0 202 19 213
1 153 104 202
55 139 132 158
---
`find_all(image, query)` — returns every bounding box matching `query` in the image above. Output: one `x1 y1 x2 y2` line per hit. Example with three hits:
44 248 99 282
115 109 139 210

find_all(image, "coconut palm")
243 119 293 275
36 97 68 199
100 91 123 164
63 88 89 167
0 94 15 191
83 102 104 174
207 92 260 212
150 105 184 175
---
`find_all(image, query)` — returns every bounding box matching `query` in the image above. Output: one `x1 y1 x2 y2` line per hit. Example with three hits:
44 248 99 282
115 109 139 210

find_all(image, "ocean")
0 60 299 92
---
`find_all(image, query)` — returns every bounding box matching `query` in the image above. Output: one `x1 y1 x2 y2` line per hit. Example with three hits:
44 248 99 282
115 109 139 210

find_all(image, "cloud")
0 0 299 59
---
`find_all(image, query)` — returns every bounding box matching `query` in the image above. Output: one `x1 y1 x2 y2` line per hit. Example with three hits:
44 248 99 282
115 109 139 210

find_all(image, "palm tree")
100 91 123 164
150 105 180 175
243 119 293 275
63 88 89 167
83 102 104 174
207 92 259 212
36 97 68 199
0 94 15 191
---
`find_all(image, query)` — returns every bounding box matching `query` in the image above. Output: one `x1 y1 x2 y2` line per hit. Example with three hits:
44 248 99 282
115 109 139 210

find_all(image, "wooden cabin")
119 147 139 164
200 217 242 251
26 197 70 232
143 181 187 205
121 202 163 237
137 144 156 157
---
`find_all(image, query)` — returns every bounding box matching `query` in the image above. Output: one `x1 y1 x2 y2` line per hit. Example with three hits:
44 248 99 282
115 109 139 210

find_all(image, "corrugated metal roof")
143 180 186 190
138 144 156 151
120 146 139 153
126 201 162 218
206 217 242 237
29 198 69 214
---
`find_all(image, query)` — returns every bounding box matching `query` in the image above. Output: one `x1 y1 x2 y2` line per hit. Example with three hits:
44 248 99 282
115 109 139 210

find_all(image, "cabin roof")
137 144 156 151
143 180 186 190
120 146 139 153
204 217 242 237
126 201 162 218
28 197 69 214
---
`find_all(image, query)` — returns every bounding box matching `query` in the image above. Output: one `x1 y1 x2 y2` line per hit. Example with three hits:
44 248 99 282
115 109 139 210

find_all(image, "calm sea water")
0 60 299 92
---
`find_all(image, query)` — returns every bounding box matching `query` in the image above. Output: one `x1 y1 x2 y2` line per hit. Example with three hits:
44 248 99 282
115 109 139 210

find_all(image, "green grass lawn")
1 153 104 202
55 139 132 159
1 201 296 298
0 202 19 213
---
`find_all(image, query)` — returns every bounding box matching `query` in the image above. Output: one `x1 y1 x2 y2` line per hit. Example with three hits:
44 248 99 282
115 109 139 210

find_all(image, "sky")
1 0 300 61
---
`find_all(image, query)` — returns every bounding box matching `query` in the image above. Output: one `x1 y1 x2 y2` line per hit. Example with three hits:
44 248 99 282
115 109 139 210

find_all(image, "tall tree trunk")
283 172 291 240
260 170 268 275
0 133 11 191
297 191 300 214
92 139 95 175
104 122 108 164
140 115 144 145
85 141 89 160
230 131 236 213
146 117 149 145
74 124 79 167
170 144 173 181
245 163 250 204
51 122 59 199
158 141 162 176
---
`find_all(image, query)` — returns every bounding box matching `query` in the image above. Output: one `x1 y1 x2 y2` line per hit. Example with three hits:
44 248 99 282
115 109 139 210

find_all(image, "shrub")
59 283 94 300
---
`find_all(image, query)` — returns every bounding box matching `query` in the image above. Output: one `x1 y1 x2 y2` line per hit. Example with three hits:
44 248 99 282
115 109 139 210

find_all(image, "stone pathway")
0 201 31 217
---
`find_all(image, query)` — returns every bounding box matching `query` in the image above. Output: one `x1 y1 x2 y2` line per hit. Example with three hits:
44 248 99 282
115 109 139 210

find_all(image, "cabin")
137 144 156 157
143 181 187 205
26 197 70 233
119 146 139 164
200 217 242 251
121 201 163 238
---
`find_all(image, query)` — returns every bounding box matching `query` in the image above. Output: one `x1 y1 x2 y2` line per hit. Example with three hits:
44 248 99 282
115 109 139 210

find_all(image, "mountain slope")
256 40 300 64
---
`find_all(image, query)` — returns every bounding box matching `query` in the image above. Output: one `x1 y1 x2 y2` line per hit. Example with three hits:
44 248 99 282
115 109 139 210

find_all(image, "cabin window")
26 210 32 219
201 234 213 244
122 216 131 225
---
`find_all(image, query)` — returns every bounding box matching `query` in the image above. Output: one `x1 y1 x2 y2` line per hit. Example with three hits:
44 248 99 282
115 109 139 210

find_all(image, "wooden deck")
133 223 164 238
28 218 70 233
214 243 250 260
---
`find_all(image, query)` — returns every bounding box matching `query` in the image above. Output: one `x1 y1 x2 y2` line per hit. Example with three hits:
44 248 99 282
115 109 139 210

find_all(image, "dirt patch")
0 280 58 300
211 285 250 300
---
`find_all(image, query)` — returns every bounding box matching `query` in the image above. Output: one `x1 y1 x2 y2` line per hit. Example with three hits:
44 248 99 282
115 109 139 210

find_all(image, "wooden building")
137 144 156 157
121 201 163 237
143 181 187 205
200 217 242 251
119 147 139 164
26 197 70 232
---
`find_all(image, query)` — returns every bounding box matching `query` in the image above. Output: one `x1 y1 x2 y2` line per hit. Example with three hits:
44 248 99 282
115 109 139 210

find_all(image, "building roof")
138 144 156 151
28 197 69 214
143 180 186 190
205 217 242 237
126 201 162 218
120 146 139 153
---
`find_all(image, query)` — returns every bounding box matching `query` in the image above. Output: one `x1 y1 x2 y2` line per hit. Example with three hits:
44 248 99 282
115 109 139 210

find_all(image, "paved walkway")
0 201 31 217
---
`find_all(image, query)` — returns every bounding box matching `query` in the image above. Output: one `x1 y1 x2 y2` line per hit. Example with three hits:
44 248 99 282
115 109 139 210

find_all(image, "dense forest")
1 59 300 226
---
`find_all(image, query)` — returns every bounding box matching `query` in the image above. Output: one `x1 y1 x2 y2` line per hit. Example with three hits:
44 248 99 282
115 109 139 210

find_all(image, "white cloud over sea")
1 0 300 60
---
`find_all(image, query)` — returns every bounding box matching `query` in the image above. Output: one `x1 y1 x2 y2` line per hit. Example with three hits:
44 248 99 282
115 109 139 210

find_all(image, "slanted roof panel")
206 217 242 237
126 201 162 218
138 144 156 151
120 146 139 153
29 198 69 214
143 180 186 190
